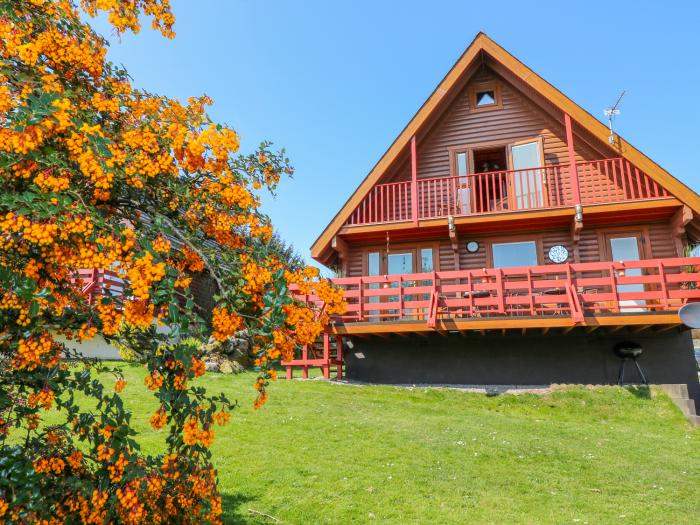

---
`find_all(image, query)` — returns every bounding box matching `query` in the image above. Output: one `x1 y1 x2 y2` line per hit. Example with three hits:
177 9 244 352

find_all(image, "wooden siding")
386 69 599 180
371 67 634 217
346 248 364 277
648 222 679 259
343 220 678 277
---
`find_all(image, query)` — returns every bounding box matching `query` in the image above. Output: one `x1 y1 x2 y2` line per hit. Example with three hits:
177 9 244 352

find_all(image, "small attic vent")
476 90 495 106
469 81 502 111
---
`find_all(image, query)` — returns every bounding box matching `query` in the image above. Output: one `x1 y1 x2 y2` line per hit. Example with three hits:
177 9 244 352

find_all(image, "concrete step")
670 397 697 417
658 384 689 399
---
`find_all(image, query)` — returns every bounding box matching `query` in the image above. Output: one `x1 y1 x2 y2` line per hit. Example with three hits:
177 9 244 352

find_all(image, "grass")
51 363 700 523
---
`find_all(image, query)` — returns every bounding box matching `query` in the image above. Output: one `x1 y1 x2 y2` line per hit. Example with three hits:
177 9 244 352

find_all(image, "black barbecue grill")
614 341 647 385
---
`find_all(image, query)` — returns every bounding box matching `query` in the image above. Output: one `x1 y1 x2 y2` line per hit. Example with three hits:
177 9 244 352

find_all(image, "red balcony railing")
294 257 700 326
76 258 700 332
346 158 670 226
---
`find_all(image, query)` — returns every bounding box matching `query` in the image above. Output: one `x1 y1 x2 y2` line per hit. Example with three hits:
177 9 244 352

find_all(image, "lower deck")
293 256 700 337
332 312 689 336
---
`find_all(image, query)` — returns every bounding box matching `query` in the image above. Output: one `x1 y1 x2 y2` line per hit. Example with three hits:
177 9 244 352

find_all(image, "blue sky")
89 0 700 269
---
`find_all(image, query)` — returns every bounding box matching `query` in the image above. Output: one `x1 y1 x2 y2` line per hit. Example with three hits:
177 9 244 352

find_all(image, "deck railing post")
358 277 364 322
496 269 505 314
411 135 419 225
398 275 404 320
301 345 309 379
658 260 669 309
564 113 582 206
322 333 330 379
335 335 344 379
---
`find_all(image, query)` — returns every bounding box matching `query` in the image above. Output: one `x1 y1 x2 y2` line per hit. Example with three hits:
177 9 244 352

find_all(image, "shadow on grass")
624 385 652 399
220 492 256 525
221 493 284 525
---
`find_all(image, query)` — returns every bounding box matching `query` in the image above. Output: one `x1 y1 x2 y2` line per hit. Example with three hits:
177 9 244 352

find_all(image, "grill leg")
617 358 627 385
633 357 648 385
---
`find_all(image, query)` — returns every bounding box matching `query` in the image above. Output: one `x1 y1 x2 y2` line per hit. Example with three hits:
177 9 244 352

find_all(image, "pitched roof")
311 32 700 262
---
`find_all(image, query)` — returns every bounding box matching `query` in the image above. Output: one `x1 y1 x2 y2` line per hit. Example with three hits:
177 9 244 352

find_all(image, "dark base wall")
345 330 700 407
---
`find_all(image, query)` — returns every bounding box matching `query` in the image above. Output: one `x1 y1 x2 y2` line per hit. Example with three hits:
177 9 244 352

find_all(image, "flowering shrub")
0 1 344 523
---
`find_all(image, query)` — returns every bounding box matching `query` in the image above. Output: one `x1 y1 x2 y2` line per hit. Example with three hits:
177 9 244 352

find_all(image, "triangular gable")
311 32 700 262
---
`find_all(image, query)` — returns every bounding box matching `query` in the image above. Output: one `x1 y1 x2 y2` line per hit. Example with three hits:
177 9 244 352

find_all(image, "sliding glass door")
509 140 545 210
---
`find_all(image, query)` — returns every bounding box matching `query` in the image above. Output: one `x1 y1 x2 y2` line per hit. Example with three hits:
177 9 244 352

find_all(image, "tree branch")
150 211 259 322
154 212 225 292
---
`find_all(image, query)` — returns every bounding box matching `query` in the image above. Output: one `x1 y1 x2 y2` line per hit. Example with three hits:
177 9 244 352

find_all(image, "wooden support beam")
562 325 576 334
654 324 680 333
331 235 350 276
521 328 527 335
564 113 582 206
609 325 627 333
585 325 599 334
436 329 449 337
542 327 550 335
501 328 507 336
671 205 693 256
632 324 653 334
571 216 583 263
448 218 460 270
411 135 418 226
335 335 344 380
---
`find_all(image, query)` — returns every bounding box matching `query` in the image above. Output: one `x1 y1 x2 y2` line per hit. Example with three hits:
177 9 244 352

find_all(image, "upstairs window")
468 81 502 111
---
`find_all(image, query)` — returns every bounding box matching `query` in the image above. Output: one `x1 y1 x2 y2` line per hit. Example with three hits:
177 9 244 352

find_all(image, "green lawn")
64 364 700 523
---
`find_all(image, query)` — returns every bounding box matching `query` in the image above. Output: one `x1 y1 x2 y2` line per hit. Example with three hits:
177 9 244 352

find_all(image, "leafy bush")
0 1 345 523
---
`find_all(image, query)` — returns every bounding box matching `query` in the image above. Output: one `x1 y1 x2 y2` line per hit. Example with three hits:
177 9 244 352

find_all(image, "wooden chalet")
286 33 700 399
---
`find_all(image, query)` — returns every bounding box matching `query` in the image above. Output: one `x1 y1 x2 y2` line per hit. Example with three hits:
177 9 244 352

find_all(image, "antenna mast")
604 90 626 145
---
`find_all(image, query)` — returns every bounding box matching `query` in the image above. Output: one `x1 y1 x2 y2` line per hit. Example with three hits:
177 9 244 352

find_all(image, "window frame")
486 236 543 269
468 81 503 112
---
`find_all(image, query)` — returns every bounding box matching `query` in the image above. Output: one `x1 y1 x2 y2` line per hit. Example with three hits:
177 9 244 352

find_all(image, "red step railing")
295 257 700 325
345 158 671 226
75 269 126 305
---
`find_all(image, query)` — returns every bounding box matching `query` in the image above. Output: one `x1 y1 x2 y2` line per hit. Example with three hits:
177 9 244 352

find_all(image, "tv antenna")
604 90 626 145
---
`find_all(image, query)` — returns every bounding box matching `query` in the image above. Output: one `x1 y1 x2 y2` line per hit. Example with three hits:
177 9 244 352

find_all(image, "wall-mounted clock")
548 244 569 263
466 241 479 253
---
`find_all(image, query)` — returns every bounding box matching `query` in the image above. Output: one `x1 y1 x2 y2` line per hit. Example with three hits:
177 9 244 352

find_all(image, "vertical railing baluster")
454 177 458 215
603 160 612 202
632 163 643 199
618 158 628 199
625 160 636 199
640 168 650 199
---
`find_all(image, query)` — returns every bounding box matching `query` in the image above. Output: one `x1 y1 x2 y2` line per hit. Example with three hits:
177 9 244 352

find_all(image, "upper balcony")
345 158 671 227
